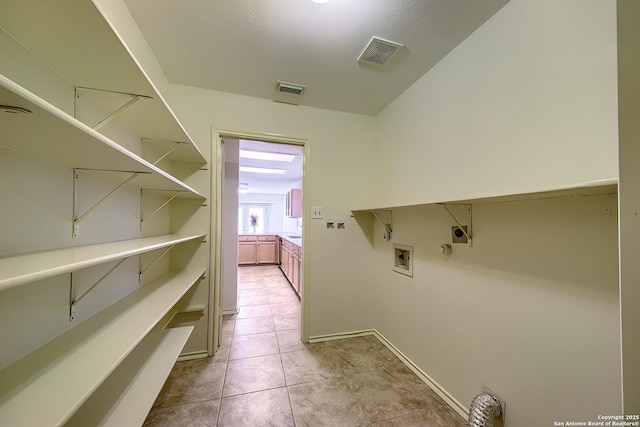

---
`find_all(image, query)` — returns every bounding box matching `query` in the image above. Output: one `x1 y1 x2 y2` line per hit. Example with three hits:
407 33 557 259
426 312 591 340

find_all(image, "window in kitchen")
238 204 270 234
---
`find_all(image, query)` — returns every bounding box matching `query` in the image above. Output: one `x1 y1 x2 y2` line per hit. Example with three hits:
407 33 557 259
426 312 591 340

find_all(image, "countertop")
239 232 302 248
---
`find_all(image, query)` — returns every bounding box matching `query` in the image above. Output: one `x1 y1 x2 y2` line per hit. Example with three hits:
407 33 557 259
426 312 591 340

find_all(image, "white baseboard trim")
308 329 469 420
221 307 239 316
177 350 209 362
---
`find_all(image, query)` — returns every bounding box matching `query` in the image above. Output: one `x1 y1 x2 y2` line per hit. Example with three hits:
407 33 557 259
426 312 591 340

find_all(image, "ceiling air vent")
277 81 305 95
357 37 404 66
1 105 32 115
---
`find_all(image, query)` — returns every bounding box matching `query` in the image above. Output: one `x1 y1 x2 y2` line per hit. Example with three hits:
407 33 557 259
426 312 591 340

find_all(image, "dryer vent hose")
468 393 502 427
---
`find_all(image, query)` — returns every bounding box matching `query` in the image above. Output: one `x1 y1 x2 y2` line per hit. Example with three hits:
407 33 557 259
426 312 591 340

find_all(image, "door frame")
208 128 310 356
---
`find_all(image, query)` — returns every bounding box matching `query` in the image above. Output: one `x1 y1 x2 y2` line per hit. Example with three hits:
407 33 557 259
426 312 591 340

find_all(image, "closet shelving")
0 234 206 292
0 0 209 425
0 269 205 426
352 178 618 244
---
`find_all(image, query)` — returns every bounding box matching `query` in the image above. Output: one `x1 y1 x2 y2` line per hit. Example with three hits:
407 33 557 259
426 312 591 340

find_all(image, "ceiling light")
238 183 249 194
239 166 286 175
240 149 296 163
311 0 331 3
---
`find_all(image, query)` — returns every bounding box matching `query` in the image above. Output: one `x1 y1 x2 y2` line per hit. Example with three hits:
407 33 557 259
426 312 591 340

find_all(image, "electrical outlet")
311 206 324 219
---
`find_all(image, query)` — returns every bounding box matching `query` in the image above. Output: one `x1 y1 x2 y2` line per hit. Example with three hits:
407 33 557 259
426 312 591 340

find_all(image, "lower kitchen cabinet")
280 239 301 297
238 236 278 265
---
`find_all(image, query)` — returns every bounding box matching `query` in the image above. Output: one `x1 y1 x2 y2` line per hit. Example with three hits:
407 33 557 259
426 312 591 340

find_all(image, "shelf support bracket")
140 189 184 230
73 168 148 238
440 204 473 247
74 86 153 131
141 138 187 165
371 209 393 241
69 257 129 320
139 245 175 281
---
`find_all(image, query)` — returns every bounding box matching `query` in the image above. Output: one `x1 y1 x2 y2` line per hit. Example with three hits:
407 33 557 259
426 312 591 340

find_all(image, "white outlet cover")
311 206 324 219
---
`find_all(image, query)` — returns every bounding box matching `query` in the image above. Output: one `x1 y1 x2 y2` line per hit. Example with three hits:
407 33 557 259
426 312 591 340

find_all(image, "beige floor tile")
288 378 369 427
233 316 275 335
212 335 232 364
221 318 235 337
273 312 301 331
238 294 271 306
370 405 467 427
230 331 279 360
144 399 220 426
276 329 306 353
153 357 227 409
281 348 343 385
236 303 272 319
218 387 295 427
223 354 286 397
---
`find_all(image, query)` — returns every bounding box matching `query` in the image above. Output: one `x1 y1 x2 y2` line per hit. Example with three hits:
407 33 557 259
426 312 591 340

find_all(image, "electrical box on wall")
393 244 413 277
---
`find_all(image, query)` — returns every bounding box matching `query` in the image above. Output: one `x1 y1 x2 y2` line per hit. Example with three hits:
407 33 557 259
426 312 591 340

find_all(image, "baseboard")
308 329 469 420
177 350 209 362
221 307 239 316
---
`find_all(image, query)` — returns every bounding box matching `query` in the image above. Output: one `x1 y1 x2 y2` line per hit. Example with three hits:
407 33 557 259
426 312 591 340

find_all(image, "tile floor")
144 265 466 427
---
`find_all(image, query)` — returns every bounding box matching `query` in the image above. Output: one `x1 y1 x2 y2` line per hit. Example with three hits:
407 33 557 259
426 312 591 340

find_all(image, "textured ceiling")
124 0 509 116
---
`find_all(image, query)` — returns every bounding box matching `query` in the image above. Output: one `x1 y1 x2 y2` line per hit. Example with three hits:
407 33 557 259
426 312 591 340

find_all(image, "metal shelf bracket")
139 245 175 282
371 209 393 241
139 189 185 230
141 138 187 166
73 168 149 238
74 86 153 131
440 204 473 247
69 257 129 320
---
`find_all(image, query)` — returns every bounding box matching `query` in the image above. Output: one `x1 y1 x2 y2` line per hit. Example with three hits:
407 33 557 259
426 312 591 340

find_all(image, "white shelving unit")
0 0 210 424
0 269 204 426
0 233 206 292
352 178 618 244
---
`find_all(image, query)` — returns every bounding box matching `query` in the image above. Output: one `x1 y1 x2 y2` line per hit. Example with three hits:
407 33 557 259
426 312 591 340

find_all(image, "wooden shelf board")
0 234 206 292
0 268 205 426
65 326 193 427
0 75 205 198
0 0 205 166
351 178 618 213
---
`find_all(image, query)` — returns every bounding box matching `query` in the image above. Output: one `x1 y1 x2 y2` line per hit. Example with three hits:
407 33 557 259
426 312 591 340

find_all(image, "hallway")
144 265 466 426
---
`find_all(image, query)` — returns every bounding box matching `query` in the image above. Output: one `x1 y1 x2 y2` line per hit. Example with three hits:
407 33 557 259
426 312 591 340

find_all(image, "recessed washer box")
393 244 413 277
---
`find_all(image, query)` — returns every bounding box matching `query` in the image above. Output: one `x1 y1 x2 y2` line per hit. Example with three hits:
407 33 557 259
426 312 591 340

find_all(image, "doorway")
210 131 307 357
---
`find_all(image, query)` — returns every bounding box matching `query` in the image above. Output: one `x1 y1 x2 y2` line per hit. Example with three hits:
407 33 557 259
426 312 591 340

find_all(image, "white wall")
163 85 379 339
617 0 640 413
367 0 622 424
373 0 618 209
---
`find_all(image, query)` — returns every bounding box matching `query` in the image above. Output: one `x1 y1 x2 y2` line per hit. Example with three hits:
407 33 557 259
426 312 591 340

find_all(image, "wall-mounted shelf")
0 234 206 292
0 0 206 168
351 179 618 245
0 75 205 198
64 326 194 427
0 268 205 426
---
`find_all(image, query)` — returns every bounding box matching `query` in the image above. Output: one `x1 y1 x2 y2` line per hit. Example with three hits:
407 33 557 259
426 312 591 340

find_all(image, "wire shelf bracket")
371 209 393 241
69 257 129 320
139 245 175 283
141 138 188 166
74 86 153 131
73 168 149 238
440 203 473 247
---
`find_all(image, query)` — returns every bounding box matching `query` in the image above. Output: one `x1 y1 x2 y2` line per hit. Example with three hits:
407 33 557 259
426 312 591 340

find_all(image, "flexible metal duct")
468 393 502 427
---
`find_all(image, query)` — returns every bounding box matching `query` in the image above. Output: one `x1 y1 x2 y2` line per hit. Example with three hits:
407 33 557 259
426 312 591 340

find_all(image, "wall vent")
357 37 404 66
277 81 305 95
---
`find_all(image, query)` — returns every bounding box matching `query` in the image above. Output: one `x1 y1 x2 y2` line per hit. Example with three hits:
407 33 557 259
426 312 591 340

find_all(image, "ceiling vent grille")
277 81 305 95
357 37 404 66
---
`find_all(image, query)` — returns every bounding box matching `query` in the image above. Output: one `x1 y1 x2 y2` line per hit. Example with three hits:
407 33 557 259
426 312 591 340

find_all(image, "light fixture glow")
239 166 286 175
239 150 296 163
238 183 249 194
311 0 331 3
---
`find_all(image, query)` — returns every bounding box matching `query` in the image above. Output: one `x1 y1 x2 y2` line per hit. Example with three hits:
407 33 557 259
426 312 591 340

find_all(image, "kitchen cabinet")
238 236 278 265
286 189 302 218
279 238 302 297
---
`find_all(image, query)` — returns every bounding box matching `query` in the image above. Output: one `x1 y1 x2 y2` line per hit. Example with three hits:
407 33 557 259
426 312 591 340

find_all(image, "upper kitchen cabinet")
286 188 302 218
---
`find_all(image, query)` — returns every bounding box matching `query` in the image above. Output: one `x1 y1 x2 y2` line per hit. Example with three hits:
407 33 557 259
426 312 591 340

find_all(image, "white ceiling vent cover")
277 81 305 95
357 37 404 66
